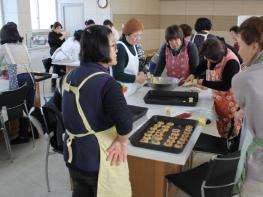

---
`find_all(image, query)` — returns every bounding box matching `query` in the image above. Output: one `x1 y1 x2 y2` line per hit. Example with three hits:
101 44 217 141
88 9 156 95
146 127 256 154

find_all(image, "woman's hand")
234 109 244 124
135 72 146 84
197 79 203 85
184 74 195 83
106 136 128 166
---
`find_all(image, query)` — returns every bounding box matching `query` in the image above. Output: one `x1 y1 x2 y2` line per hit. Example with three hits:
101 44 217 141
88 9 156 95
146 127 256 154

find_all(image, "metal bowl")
149 77 180 90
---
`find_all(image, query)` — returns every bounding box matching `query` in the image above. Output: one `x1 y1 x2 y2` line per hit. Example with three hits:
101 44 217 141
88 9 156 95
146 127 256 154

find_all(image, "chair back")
0 84 28 120
42 103 65 152
202 151 241 197
0 84 27 108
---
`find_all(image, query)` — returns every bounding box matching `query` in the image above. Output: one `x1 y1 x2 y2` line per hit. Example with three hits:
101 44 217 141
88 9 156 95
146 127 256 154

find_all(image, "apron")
63 71 132 197
165 40 190 81
117 41 139 97
207 49 241 138
233 121 263 194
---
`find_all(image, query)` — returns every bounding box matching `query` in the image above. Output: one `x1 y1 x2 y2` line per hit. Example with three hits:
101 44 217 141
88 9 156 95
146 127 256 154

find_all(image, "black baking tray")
128 105 148 122
129 115 197 153
144 90 198 106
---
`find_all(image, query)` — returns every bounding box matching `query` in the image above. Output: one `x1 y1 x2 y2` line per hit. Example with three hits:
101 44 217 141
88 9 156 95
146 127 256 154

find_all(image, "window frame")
0 0 4 27
30 0 58 32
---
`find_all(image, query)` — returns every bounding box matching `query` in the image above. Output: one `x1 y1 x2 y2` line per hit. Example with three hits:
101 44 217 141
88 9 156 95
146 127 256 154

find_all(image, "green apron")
63 72 132 197
233 127 263 194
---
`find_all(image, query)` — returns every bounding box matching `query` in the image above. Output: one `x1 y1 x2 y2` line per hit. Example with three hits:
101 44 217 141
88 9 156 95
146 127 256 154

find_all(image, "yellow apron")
63 71 132 197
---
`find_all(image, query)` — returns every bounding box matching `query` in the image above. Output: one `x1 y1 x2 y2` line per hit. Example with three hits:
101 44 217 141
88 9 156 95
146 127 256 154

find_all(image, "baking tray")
128 105 148 122
144 90 198 106
129 115 197 153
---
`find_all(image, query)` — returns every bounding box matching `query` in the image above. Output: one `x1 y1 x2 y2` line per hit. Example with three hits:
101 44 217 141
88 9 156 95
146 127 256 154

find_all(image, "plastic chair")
0 84 35 161
165 151 241 197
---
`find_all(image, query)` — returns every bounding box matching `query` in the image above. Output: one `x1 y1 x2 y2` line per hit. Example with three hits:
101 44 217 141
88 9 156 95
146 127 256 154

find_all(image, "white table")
125 86 213 197
52 60 80 73
127 86 213 165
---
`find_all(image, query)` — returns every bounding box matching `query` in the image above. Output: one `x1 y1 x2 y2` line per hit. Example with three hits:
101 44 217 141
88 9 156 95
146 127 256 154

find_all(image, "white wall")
57 0 111 28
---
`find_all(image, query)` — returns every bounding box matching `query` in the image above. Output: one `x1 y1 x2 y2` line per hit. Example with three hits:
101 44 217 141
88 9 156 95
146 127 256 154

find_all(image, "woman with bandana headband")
153 24 199 82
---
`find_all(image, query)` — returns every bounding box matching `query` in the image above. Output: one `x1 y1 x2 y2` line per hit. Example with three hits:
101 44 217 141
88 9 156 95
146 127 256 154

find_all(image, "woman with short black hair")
0 22 35 144
62 25 132 197
191 17 215 51
185 38 241 138
48 21 67 90
154 24 199 82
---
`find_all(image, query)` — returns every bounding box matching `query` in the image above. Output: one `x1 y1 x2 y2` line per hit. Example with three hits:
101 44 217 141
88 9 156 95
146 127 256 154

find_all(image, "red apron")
208 49 241 138
165 40 190 81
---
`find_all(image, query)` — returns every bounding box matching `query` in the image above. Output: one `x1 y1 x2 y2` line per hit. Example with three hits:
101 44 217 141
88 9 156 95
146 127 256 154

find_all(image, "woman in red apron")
186 38 241 138
154 25 199 82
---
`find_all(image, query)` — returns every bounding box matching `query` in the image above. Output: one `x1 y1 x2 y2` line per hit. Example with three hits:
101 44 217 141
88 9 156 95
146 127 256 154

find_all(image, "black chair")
29 93 64 192
165 151 241 197
0 84 35 161
194 119 240 155
42 58 52 73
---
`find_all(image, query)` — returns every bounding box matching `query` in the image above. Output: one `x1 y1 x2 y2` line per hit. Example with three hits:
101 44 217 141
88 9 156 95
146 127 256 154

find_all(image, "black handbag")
226 118 240 152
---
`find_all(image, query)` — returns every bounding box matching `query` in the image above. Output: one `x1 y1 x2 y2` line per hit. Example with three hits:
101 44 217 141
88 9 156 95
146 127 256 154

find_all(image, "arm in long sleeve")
112 44 136 83
187 42 199 74
102 79 133 135
193 59 208 77
48 32 65 47
202 59 240 91
153 43 166 76
232 73 247 109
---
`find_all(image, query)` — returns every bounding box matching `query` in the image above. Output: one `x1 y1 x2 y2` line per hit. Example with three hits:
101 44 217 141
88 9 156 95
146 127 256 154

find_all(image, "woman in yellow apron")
185 38 241 138
62 25 133 197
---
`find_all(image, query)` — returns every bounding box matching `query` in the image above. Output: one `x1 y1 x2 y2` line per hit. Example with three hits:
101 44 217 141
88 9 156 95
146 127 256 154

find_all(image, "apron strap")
246 137 263 157
63 71 107 163
63 71 106 132
66 129 96 163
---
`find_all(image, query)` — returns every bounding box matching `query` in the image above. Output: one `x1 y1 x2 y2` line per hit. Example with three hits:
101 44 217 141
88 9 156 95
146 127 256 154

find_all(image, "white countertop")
52 60 80 67
126 86 213 165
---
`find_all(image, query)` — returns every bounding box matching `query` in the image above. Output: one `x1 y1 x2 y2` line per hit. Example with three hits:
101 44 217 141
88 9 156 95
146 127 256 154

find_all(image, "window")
0 0 3 27
30 0 56 30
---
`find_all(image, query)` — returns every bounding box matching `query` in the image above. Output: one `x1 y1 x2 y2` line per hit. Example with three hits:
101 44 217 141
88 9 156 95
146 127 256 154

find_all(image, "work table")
125 86 214 197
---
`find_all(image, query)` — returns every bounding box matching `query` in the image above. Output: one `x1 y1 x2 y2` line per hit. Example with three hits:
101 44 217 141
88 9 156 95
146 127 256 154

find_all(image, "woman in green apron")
62 25 133 197
232 16 263 195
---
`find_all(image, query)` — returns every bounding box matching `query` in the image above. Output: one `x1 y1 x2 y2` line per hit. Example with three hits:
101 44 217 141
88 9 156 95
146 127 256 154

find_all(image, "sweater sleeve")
153 43 166 76
202 59 240 91
187 42 199 74
112 44 136 83
48 32 65 48
193 59 208 77
102 78 133 135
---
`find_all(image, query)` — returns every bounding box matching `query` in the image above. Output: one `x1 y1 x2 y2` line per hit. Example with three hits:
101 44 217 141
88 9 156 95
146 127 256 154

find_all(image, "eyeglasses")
129 33 143 40
110 43 117 51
